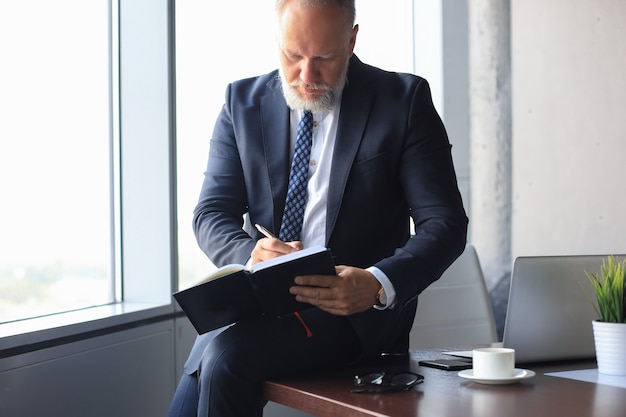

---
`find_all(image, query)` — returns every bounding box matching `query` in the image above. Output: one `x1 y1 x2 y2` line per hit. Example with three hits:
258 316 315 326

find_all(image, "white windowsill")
0 302 176 353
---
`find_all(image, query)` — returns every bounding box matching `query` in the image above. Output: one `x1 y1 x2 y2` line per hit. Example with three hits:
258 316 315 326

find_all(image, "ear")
349 24 359 54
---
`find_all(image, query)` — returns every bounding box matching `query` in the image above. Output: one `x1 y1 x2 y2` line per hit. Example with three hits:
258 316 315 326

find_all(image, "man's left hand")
289 266 381 315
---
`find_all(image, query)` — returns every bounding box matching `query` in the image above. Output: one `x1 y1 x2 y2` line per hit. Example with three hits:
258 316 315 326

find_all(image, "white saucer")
458 368 536 385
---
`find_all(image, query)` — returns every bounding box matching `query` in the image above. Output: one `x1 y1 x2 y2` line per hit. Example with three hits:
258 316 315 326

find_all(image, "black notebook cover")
173 246 334 334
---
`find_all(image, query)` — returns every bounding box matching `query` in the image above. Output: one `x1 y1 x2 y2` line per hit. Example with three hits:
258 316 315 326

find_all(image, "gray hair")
275 0 356 26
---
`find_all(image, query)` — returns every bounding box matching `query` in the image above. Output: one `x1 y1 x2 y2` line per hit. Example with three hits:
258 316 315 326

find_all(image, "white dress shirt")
288 106 396 309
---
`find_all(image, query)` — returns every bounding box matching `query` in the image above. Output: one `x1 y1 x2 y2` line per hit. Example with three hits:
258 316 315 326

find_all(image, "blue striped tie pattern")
279 111 314 241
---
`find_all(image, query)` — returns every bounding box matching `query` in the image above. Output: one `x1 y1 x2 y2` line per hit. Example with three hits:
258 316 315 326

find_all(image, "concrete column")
468 0 512 294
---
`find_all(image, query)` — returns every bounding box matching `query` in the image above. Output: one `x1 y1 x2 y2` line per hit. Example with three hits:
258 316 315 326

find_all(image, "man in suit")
168 1 468 416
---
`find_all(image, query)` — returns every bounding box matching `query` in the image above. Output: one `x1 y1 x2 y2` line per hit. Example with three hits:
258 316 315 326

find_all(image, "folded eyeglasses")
351 371 424 393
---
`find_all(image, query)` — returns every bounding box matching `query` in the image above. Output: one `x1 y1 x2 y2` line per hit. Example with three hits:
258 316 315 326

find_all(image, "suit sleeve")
192 83 257 267
373 78 468 308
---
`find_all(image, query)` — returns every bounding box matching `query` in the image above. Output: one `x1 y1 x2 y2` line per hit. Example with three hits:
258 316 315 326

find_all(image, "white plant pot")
592 320 626 375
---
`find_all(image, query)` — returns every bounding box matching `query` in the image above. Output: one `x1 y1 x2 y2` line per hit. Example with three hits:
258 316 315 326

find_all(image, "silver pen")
255 223 278 239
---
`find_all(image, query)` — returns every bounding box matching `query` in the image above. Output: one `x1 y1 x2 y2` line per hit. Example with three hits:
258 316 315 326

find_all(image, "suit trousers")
167 308 360 417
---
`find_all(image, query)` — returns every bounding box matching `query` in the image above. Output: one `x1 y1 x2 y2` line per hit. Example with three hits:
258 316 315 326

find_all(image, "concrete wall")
511 0 626 258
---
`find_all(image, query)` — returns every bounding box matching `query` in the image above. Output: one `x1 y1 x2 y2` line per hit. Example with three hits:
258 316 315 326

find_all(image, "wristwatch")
375 285 387 307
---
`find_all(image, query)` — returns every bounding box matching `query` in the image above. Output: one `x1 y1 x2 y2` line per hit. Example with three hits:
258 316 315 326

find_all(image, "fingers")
250 238 302 265
293 273 334 287
264 238 302 254
286 241 304 250
290 284 341 312
290 267 381 315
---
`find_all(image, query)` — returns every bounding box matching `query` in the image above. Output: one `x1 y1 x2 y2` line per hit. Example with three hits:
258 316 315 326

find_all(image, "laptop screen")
502 255 620 364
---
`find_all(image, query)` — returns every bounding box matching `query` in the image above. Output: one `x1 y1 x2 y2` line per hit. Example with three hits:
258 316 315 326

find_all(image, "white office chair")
410 244 497 349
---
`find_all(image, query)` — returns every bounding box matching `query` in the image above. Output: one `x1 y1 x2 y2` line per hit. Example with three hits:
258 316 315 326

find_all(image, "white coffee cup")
472 348 515 378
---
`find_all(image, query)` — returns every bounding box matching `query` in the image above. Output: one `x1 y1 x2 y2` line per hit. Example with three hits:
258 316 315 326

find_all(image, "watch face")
378 289 387 305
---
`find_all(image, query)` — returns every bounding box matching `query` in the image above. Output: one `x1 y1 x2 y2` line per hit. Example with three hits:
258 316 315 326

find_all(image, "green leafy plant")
584 256 626 323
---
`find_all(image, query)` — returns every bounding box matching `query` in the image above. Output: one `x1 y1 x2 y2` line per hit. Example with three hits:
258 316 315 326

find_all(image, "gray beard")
278 65 348 112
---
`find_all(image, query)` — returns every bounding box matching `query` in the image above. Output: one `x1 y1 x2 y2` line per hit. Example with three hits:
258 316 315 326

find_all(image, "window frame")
0 0 454 355
0 0 178 354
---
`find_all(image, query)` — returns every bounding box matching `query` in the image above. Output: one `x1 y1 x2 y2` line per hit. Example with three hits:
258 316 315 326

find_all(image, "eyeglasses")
351 371 424 393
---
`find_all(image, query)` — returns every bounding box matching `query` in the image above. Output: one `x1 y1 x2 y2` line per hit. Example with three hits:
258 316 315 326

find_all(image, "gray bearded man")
168 1 467 416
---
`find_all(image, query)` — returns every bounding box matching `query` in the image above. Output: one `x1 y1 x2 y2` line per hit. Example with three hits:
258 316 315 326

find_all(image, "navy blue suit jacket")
190 56 468 367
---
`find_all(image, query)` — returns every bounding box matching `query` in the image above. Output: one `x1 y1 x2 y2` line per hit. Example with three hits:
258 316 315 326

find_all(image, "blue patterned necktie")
279 111 314 241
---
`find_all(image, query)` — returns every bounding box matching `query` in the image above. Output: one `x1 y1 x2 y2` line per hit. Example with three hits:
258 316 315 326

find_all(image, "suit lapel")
260 80 291 232
326 59 375 243
258 58 374 243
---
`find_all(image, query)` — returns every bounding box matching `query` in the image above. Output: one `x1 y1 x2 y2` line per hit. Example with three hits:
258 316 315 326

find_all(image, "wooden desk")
263 350 626 417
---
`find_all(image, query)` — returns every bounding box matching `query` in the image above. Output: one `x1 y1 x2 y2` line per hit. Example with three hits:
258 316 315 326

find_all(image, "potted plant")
584 255 626 375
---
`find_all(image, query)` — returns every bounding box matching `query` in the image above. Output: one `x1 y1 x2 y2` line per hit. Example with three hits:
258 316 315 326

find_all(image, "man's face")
277 2 358 111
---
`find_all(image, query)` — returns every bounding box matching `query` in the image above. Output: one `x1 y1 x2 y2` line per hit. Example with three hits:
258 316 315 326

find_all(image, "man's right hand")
250 238 303 265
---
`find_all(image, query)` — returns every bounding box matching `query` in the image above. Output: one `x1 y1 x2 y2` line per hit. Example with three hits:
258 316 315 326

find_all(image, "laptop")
501 254 622 364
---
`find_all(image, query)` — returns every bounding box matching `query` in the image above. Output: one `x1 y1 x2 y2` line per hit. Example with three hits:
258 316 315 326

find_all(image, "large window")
175 2 278 288
0 1 113 323
0 0 436 326
175 1 415 288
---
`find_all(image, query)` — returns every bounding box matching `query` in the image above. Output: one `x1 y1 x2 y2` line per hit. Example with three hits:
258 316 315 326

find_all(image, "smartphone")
418 359 473 371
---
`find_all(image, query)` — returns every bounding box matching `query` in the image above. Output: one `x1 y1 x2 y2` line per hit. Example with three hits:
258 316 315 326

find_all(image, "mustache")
289 80 332 91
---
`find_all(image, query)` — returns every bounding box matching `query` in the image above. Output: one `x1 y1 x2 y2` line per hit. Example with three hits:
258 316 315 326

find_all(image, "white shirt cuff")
367 266 396 310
